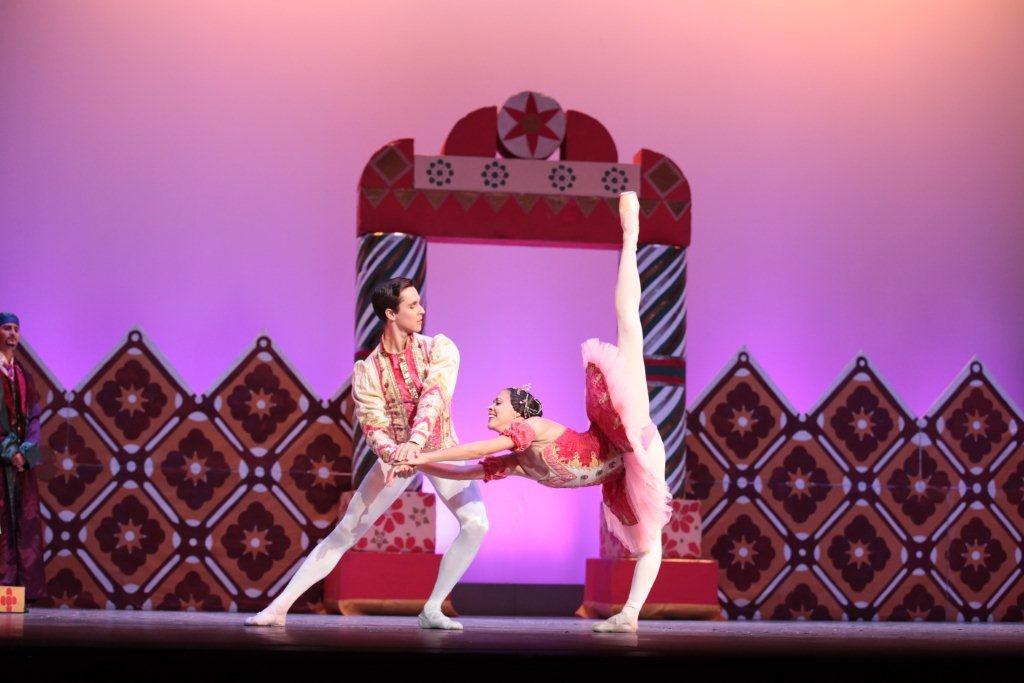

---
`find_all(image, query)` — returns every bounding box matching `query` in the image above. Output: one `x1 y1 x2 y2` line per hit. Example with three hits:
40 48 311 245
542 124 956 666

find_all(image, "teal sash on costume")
0 373 41 468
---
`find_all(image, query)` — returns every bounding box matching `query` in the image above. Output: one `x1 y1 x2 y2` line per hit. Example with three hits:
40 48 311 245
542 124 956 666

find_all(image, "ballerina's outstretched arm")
384 435 517 485
415 435 516 464
410 462 486 480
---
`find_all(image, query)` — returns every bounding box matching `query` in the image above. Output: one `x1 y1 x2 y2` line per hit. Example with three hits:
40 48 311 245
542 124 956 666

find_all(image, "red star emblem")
502 93 560 156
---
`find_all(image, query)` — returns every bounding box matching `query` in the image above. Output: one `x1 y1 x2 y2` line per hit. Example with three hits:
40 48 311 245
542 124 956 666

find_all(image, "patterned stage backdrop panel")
685 350 1023 621
16 335 1024 620
24 331 354 613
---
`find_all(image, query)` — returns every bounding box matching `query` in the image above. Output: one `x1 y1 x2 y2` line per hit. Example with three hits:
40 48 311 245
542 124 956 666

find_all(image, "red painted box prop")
323 551 454 616
578 558 720 620
324 491 453 616
1 586 26 613
338 490 437 553
600 498 702 559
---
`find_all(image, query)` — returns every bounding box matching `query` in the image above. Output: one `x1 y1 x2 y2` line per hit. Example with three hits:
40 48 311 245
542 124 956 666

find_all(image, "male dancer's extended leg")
594 191 666 634
245 461 408 626
417 471 489 630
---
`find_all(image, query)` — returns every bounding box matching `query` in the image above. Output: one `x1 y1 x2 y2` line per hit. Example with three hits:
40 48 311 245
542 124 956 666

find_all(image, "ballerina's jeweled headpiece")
507 383 543 419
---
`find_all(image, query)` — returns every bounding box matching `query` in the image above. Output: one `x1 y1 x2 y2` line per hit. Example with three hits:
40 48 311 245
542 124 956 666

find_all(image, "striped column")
638 244 687 496
352 232 427 487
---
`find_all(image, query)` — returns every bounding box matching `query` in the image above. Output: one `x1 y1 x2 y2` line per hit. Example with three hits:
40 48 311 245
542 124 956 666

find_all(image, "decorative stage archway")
351 91 692 493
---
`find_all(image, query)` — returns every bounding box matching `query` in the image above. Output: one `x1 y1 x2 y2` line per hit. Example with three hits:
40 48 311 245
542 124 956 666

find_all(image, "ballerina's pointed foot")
593 611 639 633
418 607 463 630
245 607 287 627
618 191 640 244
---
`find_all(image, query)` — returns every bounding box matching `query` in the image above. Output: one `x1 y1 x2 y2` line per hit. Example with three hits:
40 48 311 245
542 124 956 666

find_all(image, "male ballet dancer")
246 278 487 629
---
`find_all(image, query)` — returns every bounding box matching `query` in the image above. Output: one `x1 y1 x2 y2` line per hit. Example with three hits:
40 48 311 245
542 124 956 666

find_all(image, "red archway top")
357 91 691 248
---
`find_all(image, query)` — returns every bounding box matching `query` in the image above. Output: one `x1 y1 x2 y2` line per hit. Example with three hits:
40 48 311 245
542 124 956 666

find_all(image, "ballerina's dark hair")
507 386 543 419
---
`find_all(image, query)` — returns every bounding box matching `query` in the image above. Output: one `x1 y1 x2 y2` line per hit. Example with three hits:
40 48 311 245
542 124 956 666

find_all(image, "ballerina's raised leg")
592 191 667 634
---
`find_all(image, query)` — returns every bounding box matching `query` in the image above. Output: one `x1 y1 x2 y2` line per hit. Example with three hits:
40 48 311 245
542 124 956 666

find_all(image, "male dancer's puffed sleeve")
351 360 399 463
407 334 459 448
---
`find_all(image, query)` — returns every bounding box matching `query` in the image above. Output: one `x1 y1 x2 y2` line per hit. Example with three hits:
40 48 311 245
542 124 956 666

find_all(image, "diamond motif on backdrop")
644 157 684 197
693 355 791 465
151 560 231 612
371 146 412 185
149 414 242 524
86 485 174 591
497 91 566 160
37 411 113 510
212 491 306 600
706 498 786 603
941 505 1017 609
759 432 846 534
932 365 1019 472
211 337 310 450
877 570 954 621
814 358 910 472
817 502 902 610
758 567 843 620
877 437 956 539
275 417 353 529
43 551 106 609
80 332 187 450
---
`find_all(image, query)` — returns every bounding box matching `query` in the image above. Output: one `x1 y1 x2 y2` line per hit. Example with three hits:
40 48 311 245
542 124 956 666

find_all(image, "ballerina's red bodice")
480 363 639 527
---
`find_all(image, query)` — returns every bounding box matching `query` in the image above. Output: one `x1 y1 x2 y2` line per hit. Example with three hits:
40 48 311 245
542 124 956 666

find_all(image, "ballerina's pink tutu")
482 339 672 554
580 338 672 554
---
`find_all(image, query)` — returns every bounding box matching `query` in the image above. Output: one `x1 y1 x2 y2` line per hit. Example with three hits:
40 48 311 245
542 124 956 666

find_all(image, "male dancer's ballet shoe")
418 607 463 630
245 607 287 627
592 611 639 633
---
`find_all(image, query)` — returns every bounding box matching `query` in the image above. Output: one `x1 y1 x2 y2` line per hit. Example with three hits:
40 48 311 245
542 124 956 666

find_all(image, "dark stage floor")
3 609 1022 680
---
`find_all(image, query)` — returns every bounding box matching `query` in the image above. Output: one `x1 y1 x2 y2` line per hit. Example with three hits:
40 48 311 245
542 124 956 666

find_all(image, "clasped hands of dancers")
247 191 671 634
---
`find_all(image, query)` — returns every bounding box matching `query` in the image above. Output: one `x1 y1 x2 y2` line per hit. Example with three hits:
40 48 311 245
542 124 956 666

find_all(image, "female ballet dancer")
391 191 672 633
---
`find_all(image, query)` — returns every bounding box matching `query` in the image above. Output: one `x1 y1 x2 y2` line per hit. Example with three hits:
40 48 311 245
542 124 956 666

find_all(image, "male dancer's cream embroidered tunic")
351 333 459 461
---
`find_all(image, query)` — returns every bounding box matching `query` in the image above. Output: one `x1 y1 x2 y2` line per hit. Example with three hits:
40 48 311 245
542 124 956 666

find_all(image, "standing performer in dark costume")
0 312 45 599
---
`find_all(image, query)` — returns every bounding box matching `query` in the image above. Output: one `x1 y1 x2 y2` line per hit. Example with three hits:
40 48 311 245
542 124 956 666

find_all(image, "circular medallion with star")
497 91 566 160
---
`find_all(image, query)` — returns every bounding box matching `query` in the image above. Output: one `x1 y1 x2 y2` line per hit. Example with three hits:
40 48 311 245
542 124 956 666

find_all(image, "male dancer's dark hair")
371 277 417 320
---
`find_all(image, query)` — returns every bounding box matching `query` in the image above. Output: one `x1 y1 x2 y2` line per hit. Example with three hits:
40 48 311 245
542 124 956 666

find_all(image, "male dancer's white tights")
593 191 667 633
246 461 487 629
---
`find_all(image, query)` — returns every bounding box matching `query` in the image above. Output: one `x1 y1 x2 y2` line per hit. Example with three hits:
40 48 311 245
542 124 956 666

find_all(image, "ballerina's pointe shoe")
244 607 287 627
618 191 640 244
418 608 463 630
592 611 639 633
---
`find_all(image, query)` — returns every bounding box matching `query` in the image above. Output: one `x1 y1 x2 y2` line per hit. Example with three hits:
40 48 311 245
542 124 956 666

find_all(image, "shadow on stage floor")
2 609 1022 681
